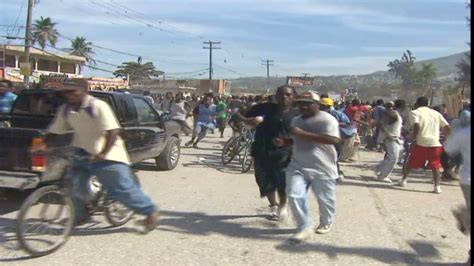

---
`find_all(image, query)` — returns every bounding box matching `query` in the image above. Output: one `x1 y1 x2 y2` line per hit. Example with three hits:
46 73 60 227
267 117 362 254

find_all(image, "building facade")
0 44 86 84
131 78 231 95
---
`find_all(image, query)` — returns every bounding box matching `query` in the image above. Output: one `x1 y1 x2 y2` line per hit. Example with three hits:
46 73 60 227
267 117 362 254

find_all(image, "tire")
156 136 180 170
241 143 254 173
221 137 239 165
16 185 75 257
104 172 138 227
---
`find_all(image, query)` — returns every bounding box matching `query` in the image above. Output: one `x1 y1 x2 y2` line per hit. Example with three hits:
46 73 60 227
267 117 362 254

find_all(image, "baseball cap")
320 97 334 107
295 91 320 103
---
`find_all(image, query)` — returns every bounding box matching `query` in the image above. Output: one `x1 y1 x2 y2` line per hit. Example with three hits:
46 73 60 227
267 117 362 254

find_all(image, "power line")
7 0 26 37
56 33 206 66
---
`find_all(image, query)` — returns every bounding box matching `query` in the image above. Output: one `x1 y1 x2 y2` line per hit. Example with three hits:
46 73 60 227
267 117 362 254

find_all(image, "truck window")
133 98 159 123
12 93 65 115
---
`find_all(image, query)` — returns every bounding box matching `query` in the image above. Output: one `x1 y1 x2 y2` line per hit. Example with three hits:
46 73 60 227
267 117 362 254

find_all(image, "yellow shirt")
409 106 449 147
47 95 131 165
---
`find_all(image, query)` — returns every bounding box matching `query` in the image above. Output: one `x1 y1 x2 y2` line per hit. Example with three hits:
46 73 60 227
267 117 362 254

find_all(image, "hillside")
415 51 468 78
230 51 469 94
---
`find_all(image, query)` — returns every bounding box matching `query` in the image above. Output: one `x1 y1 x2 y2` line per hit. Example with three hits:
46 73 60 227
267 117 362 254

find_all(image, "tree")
456 2 471 98
388 50 438 102
113 62 163 82
32 16 59 50
68 36 95 64
417 63 437 95
387 50 418 91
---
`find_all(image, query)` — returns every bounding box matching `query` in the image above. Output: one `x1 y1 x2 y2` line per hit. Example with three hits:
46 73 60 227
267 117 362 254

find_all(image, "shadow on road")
275 240 448 265
158 210 293 240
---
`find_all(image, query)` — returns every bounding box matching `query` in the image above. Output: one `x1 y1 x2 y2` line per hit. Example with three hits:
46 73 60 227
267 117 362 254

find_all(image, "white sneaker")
289 228 313 243
398 179 407 187
381 177 392 183
315 224 332 234
267 205 279 221
433 186 442 194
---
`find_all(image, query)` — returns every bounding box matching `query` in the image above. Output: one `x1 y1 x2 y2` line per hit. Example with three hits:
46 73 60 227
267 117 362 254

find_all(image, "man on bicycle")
46 78 160 230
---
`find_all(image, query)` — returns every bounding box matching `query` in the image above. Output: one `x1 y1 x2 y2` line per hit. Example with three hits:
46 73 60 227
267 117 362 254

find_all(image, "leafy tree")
387 50 418 91
32 16 59 50
67 36 95 65
456 2 471 98
113 62 163 81
417 63 438 95
388 50 438 102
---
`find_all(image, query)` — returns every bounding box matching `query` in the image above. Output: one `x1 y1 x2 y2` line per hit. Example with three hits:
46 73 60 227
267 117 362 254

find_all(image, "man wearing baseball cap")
46 78 160 231
282 91 341 242
319 96 355 183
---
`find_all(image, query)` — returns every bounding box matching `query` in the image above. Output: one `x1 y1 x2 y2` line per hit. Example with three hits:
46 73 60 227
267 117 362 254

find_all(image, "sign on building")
287 76 314 86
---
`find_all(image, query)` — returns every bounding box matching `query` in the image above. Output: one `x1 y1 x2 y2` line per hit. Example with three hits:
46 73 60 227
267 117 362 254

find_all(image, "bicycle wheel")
221 137 239 165
16 185 75 257
241 143 254 173
104 172 138 227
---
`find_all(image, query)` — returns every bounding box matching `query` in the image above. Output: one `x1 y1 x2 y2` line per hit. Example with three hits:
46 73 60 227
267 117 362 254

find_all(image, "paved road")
0 132 469 265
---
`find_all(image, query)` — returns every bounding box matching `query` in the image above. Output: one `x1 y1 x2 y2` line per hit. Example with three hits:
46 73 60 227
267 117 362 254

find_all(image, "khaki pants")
340 135 358 161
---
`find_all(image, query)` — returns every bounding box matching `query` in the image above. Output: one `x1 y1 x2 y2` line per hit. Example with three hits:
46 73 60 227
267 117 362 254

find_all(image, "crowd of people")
152 87 470 252
0 79 470 260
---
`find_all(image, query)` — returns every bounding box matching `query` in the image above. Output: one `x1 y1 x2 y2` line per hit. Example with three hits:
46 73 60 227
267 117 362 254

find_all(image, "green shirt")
217 102 229 119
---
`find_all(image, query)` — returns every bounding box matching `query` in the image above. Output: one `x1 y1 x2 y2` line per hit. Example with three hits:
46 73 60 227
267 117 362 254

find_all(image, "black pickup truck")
0 89 181 190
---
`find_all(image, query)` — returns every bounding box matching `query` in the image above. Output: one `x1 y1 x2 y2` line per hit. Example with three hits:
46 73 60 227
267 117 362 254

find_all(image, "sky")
1 0 471 79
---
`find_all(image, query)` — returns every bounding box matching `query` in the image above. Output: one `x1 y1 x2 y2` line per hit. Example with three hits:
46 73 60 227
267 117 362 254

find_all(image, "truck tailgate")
0 128 43 172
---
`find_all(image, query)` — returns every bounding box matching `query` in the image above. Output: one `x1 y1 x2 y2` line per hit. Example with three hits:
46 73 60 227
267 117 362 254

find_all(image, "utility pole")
203 40 221 93
261 59 274 93
23 0 34 89
301 73 311 91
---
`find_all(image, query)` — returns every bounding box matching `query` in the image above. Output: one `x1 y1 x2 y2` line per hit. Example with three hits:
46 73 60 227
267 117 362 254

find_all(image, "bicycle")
221 127 255 173
16 150 138 257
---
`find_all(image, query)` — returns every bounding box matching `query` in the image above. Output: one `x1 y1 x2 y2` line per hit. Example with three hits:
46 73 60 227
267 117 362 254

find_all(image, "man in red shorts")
398 97 451 193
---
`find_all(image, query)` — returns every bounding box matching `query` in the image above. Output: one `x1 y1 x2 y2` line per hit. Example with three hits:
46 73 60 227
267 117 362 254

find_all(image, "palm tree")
68 36 96 67
32 16 59 50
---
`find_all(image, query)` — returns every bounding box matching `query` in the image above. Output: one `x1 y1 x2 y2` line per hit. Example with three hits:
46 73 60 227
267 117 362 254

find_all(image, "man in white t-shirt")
399 97 450 194
46 79 160 230
278 92 341 243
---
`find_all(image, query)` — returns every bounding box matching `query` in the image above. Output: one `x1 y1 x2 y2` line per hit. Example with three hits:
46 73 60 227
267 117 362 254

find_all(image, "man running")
216 97 230 138
185 93 217 148
319 97 353 182
374 101 403 183
398 97 451 193
285 92 341 242
242 85 297 221
46 78 160 230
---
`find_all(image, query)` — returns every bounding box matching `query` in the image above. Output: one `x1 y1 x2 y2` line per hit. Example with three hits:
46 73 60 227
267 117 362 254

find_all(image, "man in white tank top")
373 102 403 183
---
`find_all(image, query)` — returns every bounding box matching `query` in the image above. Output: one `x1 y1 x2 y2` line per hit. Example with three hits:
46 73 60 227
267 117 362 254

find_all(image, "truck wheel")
155 136 180 170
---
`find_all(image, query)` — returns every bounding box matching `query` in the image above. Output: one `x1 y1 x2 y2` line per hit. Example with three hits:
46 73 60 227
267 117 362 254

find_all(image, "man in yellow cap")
319 96 356 182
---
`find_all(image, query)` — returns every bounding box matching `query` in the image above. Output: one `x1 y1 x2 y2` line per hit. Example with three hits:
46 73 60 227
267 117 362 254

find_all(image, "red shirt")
346 105 370 121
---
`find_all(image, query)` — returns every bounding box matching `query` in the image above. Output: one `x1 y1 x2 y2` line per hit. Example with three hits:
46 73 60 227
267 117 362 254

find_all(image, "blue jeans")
71 149 158 222
286 164 337 231
377 138 402 179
